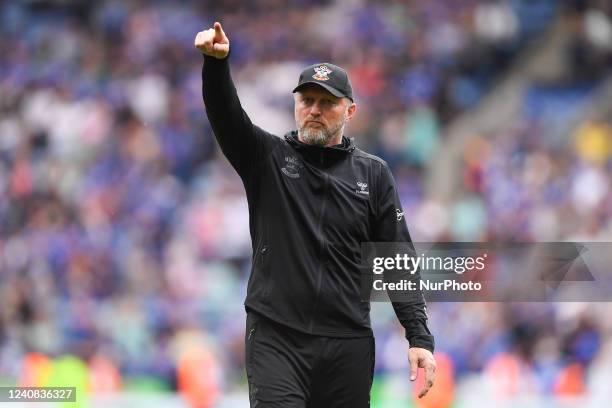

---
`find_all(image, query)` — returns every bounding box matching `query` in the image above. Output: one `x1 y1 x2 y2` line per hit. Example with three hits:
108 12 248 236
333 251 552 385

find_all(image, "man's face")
294 85 356 147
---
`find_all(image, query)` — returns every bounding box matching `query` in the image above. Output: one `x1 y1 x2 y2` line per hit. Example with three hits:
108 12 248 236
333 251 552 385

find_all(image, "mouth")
306 121 324 127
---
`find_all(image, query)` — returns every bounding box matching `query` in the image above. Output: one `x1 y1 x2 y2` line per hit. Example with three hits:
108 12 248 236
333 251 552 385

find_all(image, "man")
195 22 436 407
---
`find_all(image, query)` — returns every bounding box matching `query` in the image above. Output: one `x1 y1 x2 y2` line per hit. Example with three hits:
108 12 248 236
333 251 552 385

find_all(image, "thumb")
213 42 228 53
409 353 419 381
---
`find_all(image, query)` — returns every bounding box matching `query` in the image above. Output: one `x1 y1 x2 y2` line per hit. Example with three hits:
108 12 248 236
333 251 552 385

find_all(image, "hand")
408 347 436 398
195 21 229 59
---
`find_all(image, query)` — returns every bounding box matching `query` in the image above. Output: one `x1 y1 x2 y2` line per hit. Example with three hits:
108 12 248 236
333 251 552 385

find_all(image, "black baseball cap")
292 63 353 102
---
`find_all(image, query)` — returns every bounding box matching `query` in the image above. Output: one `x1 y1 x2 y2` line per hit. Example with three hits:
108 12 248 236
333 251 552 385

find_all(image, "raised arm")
195 22 269 178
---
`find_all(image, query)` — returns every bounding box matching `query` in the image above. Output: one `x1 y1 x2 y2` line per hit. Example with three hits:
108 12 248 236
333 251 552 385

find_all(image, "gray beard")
297 117 346 147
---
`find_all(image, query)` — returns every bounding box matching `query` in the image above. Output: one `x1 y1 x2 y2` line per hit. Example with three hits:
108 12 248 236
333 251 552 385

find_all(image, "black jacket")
202 55 434 351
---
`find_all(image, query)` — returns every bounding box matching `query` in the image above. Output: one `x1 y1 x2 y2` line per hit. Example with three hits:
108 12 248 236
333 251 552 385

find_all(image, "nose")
309 101 322 116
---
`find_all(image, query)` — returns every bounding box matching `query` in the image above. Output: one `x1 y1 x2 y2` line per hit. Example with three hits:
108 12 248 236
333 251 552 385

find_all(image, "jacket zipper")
309 152 328 332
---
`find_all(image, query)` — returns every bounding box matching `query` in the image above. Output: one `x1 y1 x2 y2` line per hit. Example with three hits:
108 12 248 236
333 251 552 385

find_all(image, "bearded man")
195 22 436 408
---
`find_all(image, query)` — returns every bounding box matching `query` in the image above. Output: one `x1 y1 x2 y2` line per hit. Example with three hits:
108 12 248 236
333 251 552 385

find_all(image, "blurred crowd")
0 0 611 406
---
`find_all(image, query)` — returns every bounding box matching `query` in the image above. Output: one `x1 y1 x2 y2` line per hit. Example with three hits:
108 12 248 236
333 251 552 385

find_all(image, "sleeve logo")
396 209 404 221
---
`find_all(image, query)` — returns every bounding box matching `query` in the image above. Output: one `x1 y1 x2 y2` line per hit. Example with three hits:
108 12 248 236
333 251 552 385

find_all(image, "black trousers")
245 312 375 408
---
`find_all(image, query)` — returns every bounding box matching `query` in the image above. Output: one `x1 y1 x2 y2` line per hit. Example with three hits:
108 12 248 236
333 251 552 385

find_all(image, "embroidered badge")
312 65 332 81
281 156 303 179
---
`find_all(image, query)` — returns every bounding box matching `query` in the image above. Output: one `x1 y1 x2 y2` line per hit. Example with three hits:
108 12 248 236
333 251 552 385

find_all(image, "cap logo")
312 65 332 81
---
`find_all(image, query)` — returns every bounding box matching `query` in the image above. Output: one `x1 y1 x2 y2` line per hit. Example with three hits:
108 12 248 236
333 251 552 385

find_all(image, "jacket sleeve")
373 162 435 352
201 54 273 180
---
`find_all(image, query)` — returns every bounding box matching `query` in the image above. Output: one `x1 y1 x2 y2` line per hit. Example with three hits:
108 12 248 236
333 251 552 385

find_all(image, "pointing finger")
214 21 225 37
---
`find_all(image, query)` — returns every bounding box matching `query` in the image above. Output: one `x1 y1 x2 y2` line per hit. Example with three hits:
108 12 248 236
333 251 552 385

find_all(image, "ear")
346 101 357 121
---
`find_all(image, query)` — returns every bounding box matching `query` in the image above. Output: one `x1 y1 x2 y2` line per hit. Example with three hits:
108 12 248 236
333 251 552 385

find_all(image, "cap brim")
292 81 346 99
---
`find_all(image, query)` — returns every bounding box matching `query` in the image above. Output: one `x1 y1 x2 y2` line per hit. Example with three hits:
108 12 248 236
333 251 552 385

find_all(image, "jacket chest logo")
281 155 303 179
356 181 369 195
